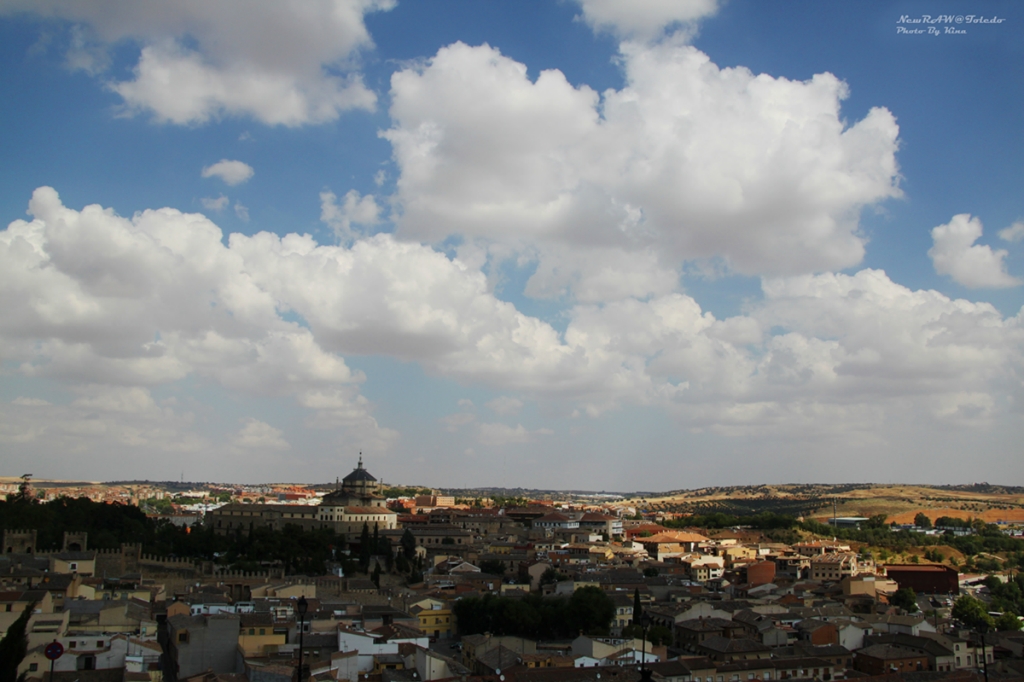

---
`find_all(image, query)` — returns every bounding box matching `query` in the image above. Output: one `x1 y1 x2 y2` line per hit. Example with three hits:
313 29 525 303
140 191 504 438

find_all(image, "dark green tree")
951 595 994 630
479 559 507 576
377 536 395 571
863 514 889 530
371 563 381 589
890 587 918 613
914 513 932 529
995 612 1022 631
623 622 672 646
566 586 616 636
359 522 371 572
632 588 642 626
539 567 567 587
400 528 416 560
0 602 35 682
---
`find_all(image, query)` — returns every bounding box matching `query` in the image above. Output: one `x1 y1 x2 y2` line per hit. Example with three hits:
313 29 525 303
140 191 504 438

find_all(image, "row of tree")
452 587 615 640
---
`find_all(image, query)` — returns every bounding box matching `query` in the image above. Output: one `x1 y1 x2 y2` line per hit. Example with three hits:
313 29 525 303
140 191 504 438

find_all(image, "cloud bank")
3 189 1021 472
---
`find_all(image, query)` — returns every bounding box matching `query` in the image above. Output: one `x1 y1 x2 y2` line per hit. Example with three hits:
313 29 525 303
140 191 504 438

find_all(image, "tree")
632 588 642 626
479 559 507 576
890 587 918 613
649 624 672 646
0 602 35 682
378 536 395 571
864 514 889 530
359 522 371 572
400 528 417 560
914 512 932 529
539 567 567 587
951 595 994 630
566 586 616 636
371 563 382 589
995 612 1022 632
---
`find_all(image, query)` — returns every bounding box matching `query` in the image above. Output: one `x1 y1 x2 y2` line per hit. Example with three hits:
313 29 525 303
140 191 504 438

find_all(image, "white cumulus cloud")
575 0 719 40
0 187 391 450
201 195 230 211
383 41 900 296
2 0 392 125
320 189 381 241
999 220 1024 243
477 422 553 446
486 396 523 416
202 159 254 186
3 188 1023 470
232 418 290 451
929 214 1020 289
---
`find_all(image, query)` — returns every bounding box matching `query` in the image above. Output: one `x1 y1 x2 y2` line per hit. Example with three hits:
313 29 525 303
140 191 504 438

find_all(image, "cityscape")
2 467 1024 682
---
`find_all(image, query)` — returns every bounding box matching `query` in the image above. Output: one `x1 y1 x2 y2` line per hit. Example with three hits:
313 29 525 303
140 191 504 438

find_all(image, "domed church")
322 454 386 507
318 454 396 533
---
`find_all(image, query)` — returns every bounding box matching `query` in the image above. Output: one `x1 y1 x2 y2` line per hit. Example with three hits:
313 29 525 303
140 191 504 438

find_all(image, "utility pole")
980 629 988 682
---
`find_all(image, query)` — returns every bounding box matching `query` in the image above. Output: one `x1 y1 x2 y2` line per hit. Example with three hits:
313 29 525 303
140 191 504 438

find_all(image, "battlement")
140 554 195 567
212 570 273 580
3 529 37 554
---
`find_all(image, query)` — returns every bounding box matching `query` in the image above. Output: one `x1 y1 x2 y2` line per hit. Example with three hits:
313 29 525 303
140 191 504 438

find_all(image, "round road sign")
44 641 64 660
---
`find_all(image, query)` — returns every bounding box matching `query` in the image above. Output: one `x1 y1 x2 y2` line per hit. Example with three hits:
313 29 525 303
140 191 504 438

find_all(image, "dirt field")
623 483 1024 525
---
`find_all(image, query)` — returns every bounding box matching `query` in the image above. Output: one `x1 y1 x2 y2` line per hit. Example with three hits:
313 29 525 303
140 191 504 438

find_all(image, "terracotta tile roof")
639 531 709 543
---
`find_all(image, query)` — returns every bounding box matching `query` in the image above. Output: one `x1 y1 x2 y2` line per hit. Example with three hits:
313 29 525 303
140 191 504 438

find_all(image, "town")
2 465 1023 682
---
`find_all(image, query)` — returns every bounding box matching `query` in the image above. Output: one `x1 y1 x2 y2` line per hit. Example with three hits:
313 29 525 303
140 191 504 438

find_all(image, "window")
178 631 189 644
69 641 77 648
29 664 38 672
97 641 104 648
248 628 255 635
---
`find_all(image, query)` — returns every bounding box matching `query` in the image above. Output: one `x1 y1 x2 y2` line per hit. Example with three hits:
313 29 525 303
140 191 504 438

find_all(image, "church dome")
343 467 377 483
341 455 377 483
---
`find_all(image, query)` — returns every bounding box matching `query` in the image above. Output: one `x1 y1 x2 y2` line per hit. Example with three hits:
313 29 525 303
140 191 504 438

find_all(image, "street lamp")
979 627 989 682
297 596 308 682
639 612 653 682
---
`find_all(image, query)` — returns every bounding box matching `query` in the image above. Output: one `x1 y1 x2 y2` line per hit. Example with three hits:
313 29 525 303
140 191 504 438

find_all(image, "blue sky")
1 1 1022 490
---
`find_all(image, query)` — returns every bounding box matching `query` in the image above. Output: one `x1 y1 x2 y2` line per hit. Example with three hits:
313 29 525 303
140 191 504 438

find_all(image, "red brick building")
745 560 776 587
884 564 959 595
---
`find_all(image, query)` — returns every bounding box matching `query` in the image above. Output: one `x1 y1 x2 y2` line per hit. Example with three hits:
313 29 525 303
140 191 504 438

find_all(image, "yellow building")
238 614 286 656
411 600 455 640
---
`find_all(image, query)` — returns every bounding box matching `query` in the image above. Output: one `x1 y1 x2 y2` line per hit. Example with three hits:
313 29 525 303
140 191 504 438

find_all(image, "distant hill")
619 482 1024 521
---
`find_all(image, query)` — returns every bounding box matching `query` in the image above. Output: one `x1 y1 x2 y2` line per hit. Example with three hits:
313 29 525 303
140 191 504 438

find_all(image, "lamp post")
639 612 653 682
296 596 308 682
979 628 988 682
